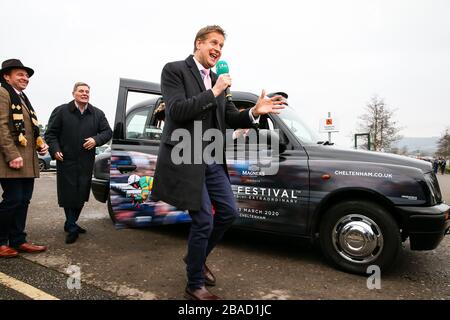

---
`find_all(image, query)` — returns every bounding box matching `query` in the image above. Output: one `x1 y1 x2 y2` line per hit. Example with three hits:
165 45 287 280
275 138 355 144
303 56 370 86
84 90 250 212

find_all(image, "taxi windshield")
277 106 318 144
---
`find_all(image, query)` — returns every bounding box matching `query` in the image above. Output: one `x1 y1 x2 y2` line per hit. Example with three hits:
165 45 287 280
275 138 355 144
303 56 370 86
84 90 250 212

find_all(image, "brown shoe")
184 286 221 300
203 263 216 286
16 243 47 253
183 256 216 286
0 245 18 258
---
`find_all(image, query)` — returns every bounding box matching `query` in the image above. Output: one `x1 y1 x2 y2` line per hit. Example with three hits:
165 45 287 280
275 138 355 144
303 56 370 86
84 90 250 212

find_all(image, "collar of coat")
0 81 41 147
68 100 94 114
185 55 217 91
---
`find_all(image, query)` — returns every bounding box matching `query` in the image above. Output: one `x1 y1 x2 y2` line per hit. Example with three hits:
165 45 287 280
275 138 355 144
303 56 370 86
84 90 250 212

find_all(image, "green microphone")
215 60 232 102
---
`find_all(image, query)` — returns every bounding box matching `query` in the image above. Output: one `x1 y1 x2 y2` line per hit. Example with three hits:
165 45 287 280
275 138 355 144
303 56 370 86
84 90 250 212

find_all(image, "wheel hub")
332 214 383 264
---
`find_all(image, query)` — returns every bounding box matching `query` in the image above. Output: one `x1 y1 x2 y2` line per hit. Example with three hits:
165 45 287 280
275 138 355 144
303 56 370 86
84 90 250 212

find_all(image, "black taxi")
92 78 450 274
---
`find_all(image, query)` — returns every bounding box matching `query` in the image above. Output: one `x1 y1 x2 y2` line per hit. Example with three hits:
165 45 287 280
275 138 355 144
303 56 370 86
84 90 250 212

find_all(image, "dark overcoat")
45 101 112 207
151 55 254 211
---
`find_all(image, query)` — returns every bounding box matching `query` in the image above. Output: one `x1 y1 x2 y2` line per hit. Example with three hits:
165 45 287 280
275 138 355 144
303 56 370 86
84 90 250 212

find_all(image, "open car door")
109 78 190 227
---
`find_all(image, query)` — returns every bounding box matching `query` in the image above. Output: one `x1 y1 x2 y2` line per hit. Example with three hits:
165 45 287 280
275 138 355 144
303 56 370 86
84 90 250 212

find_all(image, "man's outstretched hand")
251 90 286 117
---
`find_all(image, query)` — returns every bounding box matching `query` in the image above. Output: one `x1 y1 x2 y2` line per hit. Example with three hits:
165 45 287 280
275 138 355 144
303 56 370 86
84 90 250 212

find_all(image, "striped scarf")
0 81 44 148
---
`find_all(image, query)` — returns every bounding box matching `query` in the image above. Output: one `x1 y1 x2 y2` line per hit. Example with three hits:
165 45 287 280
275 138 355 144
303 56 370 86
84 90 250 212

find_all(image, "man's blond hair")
193 25 226 53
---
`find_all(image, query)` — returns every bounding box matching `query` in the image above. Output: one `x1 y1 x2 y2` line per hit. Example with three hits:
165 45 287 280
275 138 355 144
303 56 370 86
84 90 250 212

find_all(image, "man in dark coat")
439 158 447 175
151 25 285 300
45 82 112 244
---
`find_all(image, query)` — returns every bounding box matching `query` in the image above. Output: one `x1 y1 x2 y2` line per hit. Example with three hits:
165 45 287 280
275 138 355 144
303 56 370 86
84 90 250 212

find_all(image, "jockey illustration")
128 174 154 208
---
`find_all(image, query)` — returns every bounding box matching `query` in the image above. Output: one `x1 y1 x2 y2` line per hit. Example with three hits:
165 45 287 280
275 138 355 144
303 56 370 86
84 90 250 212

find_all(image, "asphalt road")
0 172 449 300
0 257 117 300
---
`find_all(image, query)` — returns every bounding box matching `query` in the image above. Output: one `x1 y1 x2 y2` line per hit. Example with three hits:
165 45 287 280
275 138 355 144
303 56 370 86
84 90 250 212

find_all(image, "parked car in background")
38 152 52 171
96 144 110 156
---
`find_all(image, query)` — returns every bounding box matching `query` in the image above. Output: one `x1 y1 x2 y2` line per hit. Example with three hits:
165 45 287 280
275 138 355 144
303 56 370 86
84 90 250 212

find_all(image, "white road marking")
0 272 59 300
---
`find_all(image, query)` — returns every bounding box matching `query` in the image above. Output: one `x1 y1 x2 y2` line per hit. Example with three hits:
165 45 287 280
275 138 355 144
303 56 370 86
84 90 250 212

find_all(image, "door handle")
117 165 137 173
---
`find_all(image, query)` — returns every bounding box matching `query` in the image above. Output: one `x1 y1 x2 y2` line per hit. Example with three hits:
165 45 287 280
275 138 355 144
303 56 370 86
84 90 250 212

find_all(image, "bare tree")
358 95 402 151
436 127 450 158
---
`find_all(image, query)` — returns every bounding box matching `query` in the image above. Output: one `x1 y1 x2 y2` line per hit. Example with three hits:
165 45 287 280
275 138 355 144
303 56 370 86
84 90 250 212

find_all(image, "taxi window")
232 116 274 146
126 108 148 139
125 91 163 141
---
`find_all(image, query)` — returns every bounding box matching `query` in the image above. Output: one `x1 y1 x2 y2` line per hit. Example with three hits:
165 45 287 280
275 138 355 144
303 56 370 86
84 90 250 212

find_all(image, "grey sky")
1 0 449 147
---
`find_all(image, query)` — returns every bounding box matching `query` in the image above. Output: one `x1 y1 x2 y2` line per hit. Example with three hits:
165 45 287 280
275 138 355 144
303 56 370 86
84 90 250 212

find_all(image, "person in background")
0 58 49 258
45 82 112 244
433 158 439 174
439 157 446 175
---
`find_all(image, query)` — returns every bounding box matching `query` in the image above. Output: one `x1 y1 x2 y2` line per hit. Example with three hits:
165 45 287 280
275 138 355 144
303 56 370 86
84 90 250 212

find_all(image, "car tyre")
319 200 401 274
38 159 46 172
107 196 116 224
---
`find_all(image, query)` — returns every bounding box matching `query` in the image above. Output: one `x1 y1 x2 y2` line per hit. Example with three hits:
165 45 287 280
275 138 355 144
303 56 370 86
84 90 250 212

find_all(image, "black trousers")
186 163 238 289
64 207 83 233
0 178 34 247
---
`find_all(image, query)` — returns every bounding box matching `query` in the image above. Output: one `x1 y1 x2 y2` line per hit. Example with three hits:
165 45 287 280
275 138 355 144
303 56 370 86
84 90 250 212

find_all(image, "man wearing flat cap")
0 58 49 258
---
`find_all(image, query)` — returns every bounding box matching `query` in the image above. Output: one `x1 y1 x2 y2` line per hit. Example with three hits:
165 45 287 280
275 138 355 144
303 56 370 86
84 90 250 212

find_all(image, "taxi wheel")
38 159 46 171
107 196 116 224
319 200 401 274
